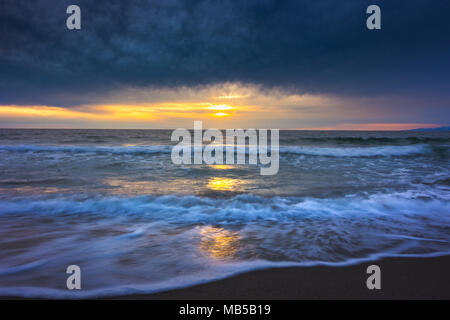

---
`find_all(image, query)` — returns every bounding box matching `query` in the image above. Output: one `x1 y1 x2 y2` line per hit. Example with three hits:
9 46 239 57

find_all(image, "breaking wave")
0 191 448 298
280 144 431 157
0 191 448 223
0 143 435 157
0 144 171 155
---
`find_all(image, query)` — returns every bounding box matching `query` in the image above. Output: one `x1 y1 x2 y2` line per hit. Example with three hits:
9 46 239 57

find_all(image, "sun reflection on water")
209 164 235 170
199 226 241 260
206 177 239 191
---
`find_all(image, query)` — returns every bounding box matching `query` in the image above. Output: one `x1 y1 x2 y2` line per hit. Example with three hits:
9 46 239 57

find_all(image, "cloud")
0 84 446 129
0 0 449 108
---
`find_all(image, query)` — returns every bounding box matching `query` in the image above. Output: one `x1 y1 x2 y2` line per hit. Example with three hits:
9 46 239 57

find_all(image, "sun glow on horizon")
0 84 444 129
214 112 229 117
207 104 234 111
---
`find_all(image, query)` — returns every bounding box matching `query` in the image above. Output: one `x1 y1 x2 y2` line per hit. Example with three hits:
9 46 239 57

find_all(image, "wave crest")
280 144 431 157
0 143 433 158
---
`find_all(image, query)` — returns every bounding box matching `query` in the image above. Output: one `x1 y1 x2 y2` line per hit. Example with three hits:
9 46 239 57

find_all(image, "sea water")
0 129 448 298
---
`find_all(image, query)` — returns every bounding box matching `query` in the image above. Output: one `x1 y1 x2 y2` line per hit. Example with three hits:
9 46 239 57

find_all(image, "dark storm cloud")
0 0 449 106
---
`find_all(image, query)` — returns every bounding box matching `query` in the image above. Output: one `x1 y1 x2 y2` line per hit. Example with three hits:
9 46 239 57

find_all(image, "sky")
0 0 449 129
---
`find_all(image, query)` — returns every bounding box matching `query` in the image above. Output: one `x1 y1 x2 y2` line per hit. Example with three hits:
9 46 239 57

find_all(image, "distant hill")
410 126 450 132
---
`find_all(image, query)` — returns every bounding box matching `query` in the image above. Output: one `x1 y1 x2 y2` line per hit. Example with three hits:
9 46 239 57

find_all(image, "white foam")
0 191 448 236
0 144 171 154
0 143 432 157
0 192 448 298
0 251 448 299
280 144 431 157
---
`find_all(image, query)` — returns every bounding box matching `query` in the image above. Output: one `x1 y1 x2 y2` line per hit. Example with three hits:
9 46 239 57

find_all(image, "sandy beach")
1 253 448 300
112 255 450 300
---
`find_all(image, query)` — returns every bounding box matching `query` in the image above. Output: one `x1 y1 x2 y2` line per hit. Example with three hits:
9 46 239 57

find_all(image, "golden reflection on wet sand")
199 226 241 260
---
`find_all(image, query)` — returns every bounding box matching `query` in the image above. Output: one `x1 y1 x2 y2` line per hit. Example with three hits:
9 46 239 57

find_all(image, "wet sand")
114 255 450 300
1 255 449 300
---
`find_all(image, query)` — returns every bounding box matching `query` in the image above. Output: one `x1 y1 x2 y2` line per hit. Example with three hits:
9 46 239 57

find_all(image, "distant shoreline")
409 126 450 132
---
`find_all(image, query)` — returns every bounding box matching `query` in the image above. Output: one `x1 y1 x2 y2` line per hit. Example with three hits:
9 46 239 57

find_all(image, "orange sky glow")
0 84 444 130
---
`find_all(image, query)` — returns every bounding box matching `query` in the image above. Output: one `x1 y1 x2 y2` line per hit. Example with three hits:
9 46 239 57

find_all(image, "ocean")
0 129 449 298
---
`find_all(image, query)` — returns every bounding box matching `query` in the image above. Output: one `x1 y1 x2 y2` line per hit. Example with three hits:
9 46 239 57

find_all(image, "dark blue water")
0 129 448 298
